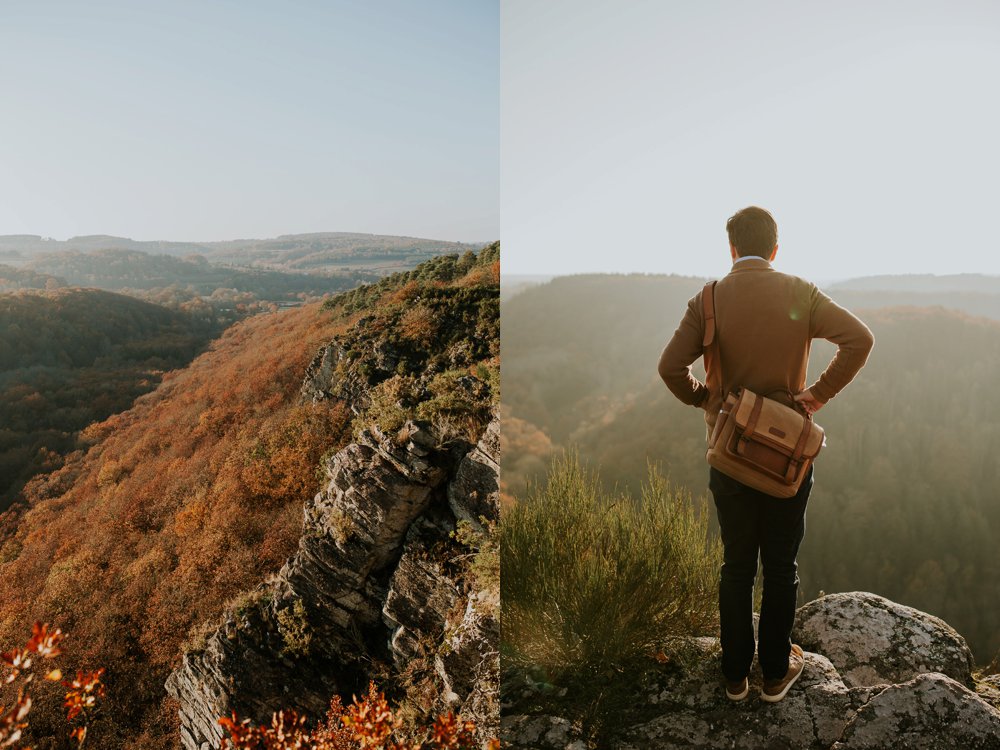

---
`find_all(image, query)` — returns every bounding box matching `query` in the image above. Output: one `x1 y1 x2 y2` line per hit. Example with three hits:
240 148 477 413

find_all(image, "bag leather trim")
731 390 824 458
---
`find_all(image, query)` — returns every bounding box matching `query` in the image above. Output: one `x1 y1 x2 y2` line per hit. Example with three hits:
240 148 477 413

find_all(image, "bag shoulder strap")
702 280 717 348
701 280 721 400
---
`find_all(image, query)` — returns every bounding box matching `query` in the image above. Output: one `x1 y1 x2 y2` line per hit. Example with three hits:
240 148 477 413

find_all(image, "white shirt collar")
733 255 768 265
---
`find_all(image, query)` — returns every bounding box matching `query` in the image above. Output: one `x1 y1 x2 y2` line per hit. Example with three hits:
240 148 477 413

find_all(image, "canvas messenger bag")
702 280 825 498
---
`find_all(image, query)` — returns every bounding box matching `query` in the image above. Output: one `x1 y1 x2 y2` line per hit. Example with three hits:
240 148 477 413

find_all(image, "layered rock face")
300 337 370 411
502 592 1000 750
166 417 499 749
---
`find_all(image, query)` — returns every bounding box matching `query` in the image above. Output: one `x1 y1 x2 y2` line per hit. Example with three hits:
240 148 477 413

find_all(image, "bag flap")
731 390 824 458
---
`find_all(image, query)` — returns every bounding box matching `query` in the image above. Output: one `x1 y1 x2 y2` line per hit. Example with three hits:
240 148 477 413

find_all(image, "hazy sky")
0 0 498 243
503 1 1000 280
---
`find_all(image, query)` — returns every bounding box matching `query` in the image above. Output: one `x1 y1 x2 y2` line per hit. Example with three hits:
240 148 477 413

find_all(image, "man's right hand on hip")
793 389 825 416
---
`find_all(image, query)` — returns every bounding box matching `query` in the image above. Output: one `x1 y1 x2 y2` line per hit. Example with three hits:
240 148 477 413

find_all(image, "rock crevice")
167 416 499 750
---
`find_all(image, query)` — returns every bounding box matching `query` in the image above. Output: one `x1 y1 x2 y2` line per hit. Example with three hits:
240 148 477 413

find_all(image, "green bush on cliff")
360 374 418 439
415 369 494 442
277 599 314 658
453 518 500 612
501 450 721 681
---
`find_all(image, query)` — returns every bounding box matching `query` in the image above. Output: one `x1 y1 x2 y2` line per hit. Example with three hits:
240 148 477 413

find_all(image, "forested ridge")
24 248 375 299
0 244 499 749
830 273 1000 294
501 273 1000 665
0 289 218 510
0 232 479 275
0 262 64 291
0 243 417 510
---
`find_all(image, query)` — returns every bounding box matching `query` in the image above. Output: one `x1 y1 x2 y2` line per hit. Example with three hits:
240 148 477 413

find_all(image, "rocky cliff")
502 592 1000 750
166 246 500 749
166 415 499 749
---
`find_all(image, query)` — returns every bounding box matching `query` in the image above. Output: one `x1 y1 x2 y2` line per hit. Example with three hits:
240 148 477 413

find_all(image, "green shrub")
475 361 499 405
277 599 313 658
500 449 721 681
327 506 357 544
452 518 500 612
415 369 491 441
358 374 416 439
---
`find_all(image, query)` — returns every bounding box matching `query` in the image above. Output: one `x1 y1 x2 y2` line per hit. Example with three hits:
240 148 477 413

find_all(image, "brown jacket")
658 257 875 436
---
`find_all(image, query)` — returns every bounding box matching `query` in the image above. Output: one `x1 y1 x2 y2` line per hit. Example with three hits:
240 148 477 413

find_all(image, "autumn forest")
0 244 500 748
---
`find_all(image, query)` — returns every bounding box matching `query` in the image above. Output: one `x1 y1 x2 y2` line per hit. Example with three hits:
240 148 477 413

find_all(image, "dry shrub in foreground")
220 681 499 750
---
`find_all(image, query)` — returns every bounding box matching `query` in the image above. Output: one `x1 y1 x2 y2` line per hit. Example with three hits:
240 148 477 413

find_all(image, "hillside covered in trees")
0 263 65 291
0 232 480 275
0 244 499 749
501 272 1000 665
0 289 219 511
23 249 374 299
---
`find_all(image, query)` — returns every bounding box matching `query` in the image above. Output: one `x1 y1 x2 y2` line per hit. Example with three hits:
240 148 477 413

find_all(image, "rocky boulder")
604 639 863 750
978 673 1000 707
832 672 1000 750
793 591 975 688
501 715 587 750
502 594 1000 750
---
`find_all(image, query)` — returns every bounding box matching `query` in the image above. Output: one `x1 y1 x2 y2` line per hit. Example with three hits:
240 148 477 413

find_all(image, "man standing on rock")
657 206 874 703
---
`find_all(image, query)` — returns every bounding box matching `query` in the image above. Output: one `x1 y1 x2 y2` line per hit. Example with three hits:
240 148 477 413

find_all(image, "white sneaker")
725 675 749 701
760 644 805 703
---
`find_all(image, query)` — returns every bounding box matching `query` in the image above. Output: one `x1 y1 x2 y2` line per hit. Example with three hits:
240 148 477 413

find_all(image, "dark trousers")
708 465 813 682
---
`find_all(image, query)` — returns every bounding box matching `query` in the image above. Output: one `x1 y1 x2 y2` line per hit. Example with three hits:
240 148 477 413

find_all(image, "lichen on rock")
832 672 1000 750
793 591 975 688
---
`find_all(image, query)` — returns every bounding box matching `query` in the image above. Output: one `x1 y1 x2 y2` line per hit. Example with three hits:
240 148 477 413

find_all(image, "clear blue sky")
503 1 1000 279
0 0 498 243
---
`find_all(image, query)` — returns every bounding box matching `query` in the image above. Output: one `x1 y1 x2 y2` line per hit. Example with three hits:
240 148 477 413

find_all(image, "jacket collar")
728 257 773 274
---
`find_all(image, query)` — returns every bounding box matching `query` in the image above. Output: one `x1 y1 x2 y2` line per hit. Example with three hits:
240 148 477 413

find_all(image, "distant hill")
0 232 482 275
500 273 554 301
0 263 66 291
826 273 1000 320
204 232 484 273
501 270 1000 324
500 273 706 443
501 272 1000 665
0 288 217 509
23 249 372 298
0 234 208 258
830 273 1000 294
830 290 1000 321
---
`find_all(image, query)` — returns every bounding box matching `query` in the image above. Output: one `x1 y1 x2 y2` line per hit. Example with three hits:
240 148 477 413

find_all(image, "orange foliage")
0 304 352 749
455 264 496 289
382 280 423 306
63 668 106 722
398 306 438 346
498 404 553 505
1 623 104 749
219 682 495 750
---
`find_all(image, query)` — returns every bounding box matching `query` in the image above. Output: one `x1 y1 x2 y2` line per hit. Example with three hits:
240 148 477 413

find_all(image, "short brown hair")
726 206 777 258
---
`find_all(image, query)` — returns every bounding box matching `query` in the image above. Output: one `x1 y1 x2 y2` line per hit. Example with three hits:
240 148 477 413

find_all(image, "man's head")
726 206 778 261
